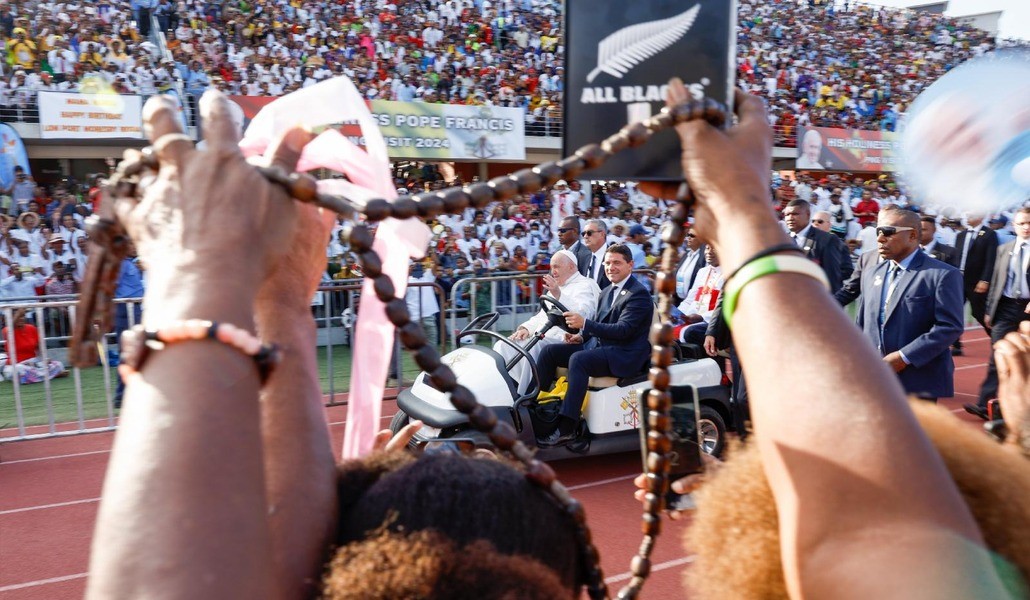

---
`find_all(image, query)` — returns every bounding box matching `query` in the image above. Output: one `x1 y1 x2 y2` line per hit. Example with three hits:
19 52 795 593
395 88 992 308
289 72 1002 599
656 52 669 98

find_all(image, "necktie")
601 286 614 314
588 254 596 280
879 262 899 328
1012 242 1028 299
790 231 802 248
959 229 974 272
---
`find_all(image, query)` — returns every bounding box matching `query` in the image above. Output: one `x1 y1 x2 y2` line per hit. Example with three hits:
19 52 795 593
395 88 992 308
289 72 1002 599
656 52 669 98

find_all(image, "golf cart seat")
554 300 663 389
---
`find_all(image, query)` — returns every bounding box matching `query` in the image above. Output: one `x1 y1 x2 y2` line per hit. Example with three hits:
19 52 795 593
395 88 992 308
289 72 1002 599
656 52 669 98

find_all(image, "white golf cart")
392 296 734 460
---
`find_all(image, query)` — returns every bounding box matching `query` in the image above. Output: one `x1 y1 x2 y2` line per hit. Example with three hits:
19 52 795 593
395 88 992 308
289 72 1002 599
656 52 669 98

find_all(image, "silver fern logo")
586 5 701 83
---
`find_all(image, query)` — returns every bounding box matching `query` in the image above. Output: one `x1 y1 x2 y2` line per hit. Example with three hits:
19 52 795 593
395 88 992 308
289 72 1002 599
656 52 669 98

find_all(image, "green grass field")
1 343 433 429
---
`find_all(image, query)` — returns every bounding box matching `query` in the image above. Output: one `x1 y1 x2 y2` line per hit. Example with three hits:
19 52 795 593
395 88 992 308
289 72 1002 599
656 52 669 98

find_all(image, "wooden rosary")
71 96 729 599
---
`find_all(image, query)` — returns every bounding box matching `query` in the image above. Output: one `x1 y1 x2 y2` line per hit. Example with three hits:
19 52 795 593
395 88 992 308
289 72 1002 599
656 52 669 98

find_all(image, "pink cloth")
237 79 431 458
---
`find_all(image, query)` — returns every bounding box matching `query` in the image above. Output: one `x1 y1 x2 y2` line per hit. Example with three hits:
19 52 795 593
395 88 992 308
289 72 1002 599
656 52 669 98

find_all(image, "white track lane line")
604 556 695 584
567 474 638 491
0 497 100 516
2 450 111 465
0 573 88 593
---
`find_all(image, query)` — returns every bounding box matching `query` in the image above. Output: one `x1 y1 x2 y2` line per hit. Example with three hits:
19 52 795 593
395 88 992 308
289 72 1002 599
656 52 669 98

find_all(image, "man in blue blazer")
854 207 964 402
536 244 654 446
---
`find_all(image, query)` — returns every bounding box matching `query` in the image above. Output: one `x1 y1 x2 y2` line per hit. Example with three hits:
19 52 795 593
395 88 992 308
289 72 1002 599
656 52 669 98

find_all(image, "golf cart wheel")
699 405 726 457
389 410 409 435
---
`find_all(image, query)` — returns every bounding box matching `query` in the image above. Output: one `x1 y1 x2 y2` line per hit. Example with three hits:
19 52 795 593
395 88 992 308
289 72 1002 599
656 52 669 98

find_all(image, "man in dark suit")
673 226 706 305
580 219 611 290
705 293 748 439
919 216 957 264
535 244 654 446
853 207 964 402
783 200 853 292
954 214 999 330
966 207 1030 419
558 216 593 278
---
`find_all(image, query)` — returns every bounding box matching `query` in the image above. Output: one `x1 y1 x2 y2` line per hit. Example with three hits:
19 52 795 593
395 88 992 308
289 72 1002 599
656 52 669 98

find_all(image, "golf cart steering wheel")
461 328 542 400
540 295 580 335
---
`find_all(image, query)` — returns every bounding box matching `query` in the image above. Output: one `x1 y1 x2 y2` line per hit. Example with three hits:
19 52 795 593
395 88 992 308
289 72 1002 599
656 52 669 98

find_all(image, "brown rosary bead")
359 251 383 278
670 100 702 124
288 173 319 202
645 452 668 473
638 514 663 539
565 499 587 525
660 221 685 246
412 192 444 219
646 389 672 412
413 344 441 372
582 543 601 568
384 298 411 327
654 272 677 296
649 109 675 129
509 169 544 194
643 472 667 494
468 404 497 429
647 431 672 454
631 555 653 577
363 198 392 222
531 162 564 187
429 365 458 391
670 202 691 225
651 345 675 368
464 182 495 208
524 458 557 487
624 122 652 147
650 323 675 346
448 385 478 413
115 179 136 198
439 188 471 213
121 158 146 177
648 367 671 390
372 275 397 302
601 131 632 155
489 420 519 449
642 492 663 514
637 536 656 557
348 226 374 252
487 175 519 201
397 321 428 349
704 98 727 127
390 196 418 220
556 156 586 179
575 144 610 169
647 412 672 433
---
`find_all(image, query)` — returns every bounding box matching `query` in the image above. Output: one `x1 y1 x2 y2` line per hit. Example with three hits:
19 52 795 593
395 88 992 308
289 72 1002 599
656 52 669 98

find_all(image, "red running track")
0 329 995 599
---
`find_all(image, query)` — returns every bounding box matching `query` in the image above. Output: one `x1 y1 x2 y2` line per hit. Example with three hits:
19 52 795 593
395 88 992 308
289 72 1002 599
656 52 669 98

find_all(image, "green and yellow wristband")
722 251 831 329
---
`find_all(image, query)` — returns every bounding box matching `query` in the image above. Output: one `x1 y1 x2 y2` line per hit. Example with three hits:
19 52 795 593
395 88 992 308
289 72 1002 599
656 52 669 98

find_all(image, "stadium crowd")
0 0 1018 141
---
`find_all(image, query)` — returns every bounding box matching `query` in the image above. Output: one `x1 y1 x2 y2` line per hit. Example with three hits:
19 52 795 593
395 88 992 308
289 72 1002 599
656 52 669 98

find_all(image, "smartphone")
638 385 703 511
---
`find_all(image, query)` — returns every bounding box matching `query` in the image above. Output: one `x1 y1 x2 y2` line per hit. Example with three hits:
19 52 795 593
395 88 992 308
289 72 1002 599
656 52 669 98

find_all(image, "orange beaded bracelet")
117 320 280 384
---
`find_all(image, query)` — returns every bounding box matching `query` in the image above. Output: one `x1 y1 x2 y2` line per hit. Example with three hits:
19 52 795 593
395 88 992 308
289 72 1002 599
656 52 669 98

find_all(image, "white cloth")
493 271 600 394
677 265 723 323
405 271 440 319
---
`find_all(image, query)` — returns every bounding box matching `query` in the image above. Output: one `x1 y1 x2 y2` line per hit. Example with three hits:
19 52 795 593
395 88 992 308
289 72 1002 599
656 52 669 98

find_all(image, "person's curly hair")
683 401 1030 599
326 450 582 597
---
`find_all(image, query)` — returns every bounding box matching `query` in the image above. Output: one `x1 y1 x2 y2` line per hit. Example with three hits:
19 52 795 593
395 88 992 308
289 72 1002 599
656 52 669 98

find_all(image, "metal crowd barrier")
0 281 446 442
0 268 664 443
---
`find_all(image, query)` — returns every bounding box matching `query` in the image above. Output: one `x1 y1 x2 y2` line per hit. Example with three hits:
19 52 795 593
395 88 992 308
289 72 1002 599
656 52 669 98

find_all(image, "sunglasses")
875 226 915 237
557 228 575 233
686 233 697 239
812 219 827 224
582 230 599 237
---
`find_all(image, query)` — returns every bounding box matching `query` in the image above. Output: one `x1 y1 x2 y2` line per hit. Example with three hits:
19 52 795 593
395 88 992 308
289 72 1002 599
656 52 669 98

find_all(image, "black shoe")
537 428 578 447
951 347 964 356
963 403 988 421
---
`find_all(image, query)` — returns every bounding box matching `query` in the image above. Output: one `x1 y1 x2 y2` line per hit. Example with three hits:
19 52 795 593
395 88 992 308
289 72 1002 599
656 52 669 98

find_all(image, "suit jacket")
986 239 1030 320
855 251 964 398
580 275 654 378
954 227 999 288
582 246 611 290
673 246 707 304
924 241 957 266
799 227 852 293
706 292 731 351
835 250 879 306
570 241 594 279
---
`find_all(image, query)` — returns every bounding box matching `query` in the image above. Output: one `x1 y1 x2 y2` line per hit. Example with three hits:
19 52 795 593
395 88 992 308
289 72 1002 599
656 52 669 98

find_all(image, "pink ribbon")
238 78 431 458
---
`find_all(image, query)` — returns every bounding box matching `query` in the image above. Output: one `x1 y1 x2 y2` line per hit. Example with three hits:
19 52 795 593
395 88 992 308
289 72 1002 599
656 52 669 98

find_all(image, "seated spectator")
1 308 65 383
